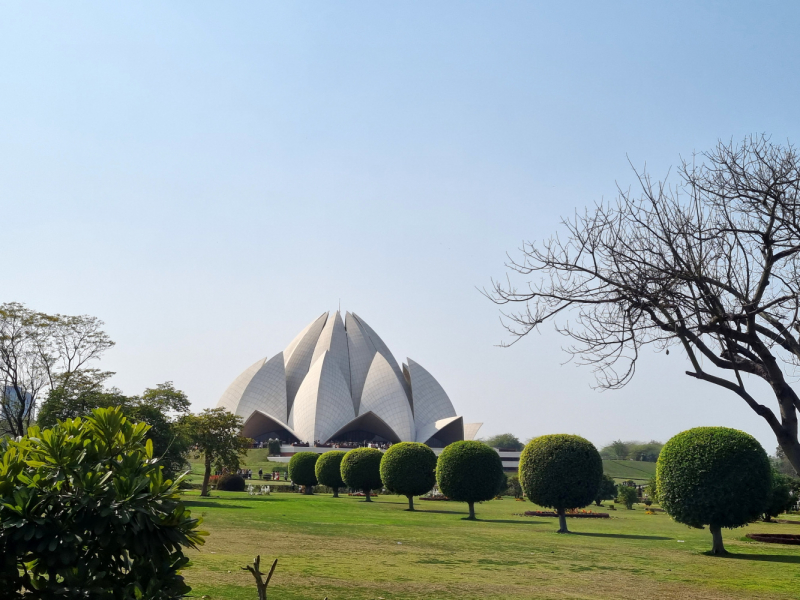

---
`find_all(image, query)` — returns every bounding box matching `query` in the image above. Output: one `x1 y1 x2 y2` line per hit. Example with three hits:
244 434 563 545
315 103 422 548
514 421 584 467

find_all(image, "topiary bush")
267 439 282 456
507 474 523 499
288 451 319 495
617 485 638 509
519 434 603 533
0 407 205 598
315 450 346 497
657 426 771 554
436 440 504 520
217 473 246 492
764 471 796 521
380 442 437 510
340 447 383 502
595 474 617 506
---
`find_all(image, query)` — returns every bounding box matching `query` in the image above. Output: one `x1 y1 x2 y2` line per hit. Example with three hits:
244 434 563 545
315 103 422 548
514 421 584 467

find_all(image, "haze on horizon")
2 1 799 452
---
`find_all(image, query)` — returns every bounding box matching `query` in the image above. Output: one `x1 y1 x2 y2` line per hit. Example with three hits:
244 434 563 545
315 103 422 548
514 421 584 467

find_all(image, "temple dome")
217 311 481 446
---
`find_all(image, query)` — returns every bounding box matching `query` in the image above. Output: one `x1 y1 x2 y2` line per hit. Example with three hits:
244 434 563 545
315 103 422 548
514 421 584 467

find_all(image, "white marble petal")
407 358 457 436
311 310 350 392
359 353 415 441
216 357 266 419
289 351 355 444
352 313 412 406
233 352 287 423
284 312 329 415
463 422 483 441
344 311 376 414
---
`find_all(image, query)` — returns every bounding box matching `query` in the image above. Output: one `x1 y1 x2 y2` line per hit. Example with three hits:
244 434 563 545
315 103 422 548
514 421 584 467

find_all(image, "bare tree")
488 136 800 474
0 303 114 437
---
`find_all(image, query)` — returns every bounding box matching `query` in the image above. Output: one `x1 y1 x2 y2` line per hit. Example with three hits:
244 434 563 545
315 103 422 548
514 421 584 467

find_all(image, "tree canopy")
379 442 437 510
436 441 504 520
184 408 250 496
489 137 800 474
483 433 524 451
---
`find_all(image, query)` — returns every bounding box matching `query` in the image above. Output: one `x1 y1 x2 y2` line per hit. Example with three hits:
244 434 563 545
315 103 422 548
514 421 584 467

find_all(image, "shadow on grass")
478 519 547 525
182 501 253 510
713 553 800 563
415 508 468 515
571 532 672 541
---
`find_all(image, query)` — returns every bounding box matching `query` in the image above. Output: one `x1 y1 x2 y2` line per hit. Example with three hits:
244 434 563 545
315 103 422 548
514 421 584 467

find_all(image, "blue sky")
2 1 799 450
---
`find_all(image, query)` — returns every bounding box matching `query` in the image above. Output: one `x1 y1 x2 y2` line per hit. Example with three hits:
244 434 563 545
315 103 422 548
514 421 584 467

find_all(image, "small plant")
657 426 771 554
436 441 504 520
380 442 437 511
617 485 637 509
315 450 346 497
267 439 282 456
340 447 384 502
217 473 246 491
594 474 617 506
288 452 320 494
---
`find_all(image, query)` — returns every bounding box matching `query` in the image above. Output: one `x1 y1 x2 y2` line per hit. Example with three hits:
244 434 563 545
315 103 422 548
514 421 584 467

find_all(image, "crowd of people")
289 440 393 450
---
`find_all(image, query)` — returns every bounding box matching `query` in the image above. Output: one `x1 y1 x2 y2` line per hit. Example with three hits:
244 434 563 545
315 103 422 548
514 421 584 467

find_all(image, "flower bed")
348 492 378 497
746 533 800 545
520 511 610 519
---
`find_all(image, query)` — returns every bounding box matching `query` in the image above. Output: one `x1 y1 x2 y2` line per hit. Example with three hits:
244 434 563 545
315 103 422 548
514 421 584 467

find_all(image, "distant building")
217 310 482 446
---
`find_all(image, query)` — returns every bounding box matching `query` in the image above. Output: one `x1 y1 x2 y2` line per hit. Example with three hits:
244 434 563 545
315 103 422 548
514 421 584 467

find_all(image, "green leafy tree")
519 434 603 533
288 452 319 494
507 474 523 499
36 369 123 429
340 447 383 502
645 475 659 504
764 471 796 521
0 303 114 437
483 433 524 451
315 450 346 497
657 426 771 554
380 442 437 510
595 474 617 506
436 440 504 520
0 407 205 598
185 408 251 496
617 485 638 509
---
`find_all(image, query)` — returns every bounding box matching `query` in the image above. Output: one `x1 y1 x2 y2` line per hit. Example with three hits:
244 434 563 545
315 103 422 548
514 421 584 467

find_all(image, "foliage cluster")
315 450 346 496
288 451 319 493
184 408 251 496
617 485 638 509
594 474 617 506
217 473 246 492
0 407 204 599
340 447 383 501
483 433 524 451
380 442 437 510
600 440 663 462
436 440 504 519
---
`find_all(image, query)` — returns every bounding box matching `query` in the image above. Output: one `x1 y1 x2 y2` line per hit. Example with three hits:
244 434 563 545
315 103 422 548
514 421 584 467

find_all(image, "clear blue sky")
2 1 798 451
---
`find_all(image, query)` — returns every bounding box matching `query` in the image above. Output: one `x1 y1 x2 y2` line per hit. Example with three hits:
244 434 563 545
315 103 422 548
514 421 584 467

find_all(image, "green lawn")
180 490 800 600
602 459 657 482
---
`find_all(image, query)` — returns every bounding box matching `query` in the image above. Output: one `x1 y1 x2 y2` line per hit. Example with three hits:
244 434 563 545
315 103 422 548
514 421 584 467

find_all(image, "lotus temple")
217 310 482 447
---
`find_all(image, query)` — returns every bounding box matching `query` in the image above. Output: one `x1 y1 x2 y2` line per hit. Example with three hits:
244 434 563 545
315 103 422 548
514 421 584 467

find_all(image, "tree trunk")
466 502 476 520
363 487 372 502
200 456 212 497
303 485 313 495
710 524 726 554
332 487 339 498
557 507 569 533
407 495 414 511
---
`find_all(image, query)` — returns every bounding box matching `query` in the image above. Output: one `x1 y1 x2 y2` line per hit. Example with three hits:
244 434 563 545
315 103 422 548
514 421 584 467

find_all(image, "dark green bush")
267 439 282 456
617 485 637 509
217 473 246 492
380 442 437 510
595 473 617 506
657 426 771 554
764 470 796 521
436 440 504 520
288 452 319 494
0 407 205 599
507 474 523 499
519 434 603 532
315 451 346 497
340 447 384 502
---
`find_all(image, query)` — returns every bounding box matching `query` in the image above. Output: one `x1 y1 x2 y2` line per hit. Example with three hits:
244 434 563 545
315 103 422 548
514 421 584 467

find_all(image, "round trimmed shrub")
380 442 437 510
288 452 319 494
436 441 504 520
340 447 383 502
519 434 602 533
315 450 347 497
657 426 771 554
217 473 246 492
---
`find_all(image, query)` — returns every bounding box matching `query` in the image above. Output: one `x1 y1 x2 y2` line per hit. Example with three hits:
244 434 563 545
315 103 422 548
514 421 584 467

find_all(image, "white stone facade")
217 310 482 445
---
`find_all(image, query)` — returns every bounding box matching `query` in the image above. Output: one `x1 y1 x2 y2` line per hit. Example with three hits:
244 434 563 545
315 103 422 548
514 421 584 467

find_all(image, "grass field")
181 490 800 600
602 459 657 482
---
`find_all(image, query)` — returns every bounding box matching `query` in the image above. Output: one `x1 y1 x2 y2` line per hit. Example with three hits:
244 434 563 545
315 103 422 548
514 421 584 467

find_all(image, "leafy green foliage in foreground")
180 490 800 600
0 407 205 599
